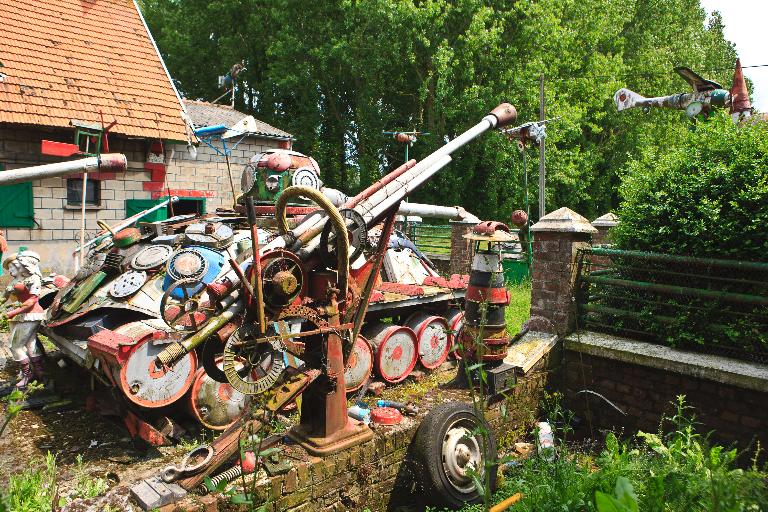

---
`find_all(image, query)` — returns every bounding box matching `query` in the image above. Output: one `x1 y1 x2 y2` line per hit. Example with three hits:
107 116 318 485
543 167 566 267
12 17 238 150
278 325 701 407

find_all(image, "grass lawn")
506 280 531 334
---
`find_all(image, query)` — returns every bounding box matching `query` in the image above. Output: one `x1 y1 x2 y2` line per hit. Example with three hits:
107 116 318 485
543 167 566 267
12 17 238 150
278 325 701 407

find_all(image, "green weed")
1 453 58 512
440 396 768 512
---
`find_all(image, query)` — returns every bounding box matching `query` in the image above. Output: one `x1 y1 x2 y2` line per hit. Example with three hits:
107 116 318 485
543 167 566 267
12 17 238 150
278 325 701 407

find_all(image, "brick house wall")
0 125 282 273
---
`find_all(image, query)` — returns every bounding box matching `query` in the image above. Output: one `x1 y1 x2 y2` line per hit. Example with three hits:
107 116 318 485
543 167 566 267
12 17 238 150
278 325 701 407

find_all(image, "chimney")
730 58 752 121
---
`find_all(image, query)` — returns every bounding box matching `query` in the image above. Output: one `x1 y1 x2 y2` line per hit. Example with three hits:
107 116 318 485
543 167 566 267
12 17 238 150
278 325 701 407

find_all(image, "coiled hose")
274 186 350 297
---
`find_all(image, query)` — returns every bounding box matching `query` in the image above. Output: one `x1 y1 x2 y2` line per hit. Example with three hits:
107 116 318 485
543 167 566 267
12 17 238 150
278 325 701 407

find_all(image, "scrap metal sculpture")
151 103 518 456
614 66 731 118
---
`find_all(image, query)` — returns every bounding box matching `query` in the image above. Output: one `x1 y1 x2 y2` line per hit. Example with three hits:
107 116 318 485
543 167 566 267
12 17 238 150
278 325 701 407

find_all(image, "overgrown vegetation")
140 0 738 220
613 112 768 261
444 396 768 512
1 453 58 512
505 281 531 335
583 113 768 356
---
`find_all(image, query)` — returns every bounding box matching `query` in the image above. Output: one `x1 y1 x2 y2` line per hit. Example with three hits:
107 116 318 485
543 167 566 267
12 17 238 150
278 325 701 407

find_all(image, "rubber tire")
413 401 497 509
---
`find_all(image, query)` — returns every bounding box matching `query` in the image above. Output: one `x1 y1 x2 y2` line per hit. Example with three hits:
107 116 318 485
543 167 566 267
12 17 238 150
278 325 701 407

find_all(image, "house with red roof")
0 0 291 272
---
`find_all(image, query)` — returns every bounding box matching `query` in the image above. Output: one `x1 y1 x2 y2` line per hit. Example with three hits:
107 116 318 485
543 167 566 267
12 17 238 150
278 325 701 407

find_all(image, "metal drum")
344 335 373 393
446 309 465 359
405 312 450 369
363 323 417 383
188 358 250 430
119 335 197 408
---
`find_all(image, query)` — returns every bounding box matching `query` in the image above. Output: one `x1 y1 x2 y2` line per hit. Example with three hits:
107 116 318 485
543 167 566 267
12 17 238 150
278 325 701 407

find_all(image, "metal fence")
575 246 768 363
403 222 531 282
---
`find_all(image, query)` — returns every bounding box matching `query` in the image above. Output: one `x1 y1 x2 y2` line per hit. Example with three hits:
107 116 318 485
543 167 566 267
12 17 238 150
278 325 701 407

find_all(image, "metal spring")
156 342 186 367
199 465 242 493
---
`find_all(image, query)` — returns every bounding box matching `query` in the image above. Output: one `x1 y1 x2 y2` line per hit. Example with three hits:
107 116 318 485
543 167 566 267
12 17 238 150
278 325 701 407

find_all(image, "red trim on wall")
65 172 117 180
150 189 216 199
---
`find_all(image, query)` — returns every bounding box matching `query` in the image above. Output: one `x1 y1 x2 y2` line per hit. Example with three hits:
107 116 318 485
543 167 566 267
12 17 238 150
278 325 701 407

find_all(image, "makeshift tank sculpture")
34 106 517 451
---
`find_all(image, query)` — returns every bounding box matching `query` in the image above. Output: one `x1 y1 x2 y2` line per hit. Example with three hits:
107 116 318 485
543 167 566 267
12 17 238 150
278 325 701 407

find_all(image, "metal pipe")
588 247 768 272
156 300 245 367
0 153 127 186
583 275 768 307
74 196 178 253
396 202 479 222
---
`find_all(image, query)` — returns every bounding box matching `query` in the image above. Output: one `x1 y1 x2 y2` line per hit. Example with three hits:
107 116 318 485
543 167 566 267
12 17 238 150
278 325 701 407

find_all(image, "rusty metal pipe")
0 153 127 186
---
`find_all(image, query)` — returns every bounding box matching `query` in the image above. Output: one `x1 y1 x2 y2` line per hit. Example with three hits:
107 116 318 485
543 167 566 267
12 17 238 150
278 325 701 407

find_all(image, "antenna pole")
538 74 546 219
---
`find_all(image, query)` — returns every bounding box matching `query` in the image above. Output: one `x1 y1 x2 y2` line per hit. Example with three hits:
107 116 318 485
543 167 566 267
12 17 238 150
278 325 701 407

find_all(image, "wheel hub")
442 424 482 493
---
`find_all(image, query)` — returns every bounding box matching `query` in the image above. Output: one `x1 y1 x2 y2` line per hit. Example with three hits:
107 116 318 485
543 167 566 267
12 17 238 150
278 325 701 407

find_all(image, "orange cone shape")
730 58 752 115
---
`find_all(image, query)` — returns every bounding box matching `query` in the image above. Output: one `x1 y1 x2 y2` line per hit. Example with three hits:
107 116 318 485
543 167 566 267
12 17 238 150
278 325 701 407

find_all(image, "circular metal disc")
291 167 321 189
120 338 197 408
371 326 417 383
131 245 173 270
167 249 208 281
109 270 148 298
189 359 250 430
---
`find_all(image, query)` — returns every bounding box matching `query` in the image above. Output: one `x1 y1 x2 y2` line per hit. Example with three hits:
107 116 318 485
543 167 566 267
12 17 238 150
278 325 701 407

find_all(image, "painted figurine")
1 250 45 389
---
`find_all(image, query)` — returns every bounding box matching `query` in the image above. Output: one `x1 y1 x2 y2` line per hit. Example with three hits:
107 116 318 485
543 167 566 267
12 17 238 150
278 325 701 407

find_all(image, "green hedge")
612 112 768 261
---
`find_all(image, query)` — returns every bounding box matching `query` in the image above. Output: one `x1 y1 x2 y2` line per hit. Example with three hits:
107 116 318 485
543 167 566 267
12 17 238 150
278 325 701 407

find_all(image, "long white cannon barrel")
215 103 516 290
397 202 480 222
0 154 127 186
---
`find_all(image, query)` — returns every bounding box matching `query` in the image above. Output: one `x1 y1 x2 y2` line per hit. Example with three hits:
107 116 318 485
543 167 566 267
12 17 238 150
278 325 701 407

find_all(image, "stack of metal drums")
459 221 515 361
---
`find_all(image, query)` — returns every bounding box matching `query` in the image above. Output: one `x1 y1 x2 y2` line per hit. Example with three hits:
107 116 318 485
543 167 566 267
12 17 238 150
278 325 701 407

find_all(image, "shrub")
612 111 768 261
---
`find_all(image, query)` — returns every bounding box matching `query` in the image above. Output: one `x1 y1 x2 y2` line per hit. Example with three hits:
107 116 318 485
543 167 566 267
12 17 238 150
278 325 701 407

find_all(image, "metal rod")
583 275 768 306
587 247 768 272
79 171 88 267
0 153 126 186
538 74 546 219
74 196 178 253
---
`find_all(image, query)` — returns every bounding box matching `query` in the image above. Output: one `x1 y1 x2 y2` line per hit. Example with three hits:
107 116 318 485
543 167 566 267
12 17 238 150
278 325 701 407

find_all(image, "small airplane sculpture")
614 67 731 118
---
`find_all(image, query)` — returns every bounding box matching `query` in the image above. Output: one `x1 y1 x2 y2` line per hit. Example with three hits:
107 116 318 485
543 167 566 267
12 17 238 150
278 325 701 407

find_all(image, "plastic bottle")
536 421 556 461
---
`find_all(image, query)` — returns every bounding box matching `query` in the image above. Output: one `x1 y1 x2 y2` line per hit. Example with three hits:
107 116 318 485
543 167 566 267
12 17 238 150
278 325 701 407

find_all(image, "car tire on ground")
413 401 497 509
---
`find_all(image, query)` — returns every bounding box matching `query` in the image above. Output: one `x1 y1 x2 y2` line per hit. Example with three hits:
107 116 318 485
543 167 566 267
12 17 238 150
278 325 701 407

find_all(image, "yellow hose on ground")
489 493 522 512
274 186 350 297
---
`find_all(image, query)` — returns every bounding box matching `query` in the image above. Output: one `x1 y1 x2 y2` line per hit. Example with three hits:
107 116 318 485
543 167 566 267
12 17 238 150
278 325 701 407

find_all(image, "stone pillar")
449 219 477 275
591 212 618 245
530 207 596 335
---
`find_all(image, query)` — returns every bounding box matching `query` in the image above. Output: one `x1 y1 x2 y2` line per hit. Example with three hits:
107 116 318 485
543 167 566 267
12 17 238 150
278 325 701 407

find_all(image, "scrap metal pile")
38 104 519 456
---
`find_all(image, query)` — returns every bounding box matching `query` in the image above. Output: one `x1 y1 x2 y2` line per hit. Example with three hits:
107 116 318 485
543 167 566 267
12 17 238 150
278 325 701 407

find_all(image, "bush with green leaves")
443 396 768 512
613 112 768 261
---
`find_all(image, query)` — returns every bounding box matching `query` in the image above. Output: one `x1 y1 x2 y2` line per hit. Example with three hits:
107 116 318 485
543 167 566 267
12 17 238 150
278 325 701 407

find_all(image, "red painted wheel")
344 335 373 393
405 312 451 370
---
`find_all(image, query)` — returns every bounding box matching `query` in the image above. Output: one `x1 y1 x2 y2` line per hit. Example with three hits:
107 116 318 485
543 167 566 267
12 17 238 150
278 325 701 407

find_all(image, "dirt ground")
0 336 466 511
0 340 213 511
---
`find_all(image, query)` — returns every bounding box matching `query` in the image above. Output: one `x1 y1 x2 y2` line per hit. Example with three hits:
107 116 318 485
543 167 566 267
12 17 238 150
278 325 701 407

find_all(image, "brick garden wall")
171 357 554 512
562 348 768 458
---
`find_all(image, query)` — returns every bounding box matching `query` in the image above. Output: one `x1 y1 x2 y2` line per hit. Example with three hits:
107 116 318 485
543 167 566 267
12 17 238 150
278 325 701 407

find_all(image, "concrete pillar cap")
592 212 619 228
531 207 597 233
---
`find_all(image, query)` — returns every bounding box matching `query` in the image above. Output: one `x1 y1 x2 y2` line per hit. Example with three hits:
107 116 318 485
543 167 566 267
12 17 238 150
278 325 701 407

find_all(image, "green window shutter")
125 199 169 223
0 163 35 228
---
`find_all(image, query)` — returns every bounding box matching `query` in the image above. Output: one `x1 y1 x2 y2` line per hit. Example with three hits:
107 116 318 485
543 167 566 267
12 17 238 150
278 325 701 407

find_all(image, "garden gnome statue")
1 250 45 389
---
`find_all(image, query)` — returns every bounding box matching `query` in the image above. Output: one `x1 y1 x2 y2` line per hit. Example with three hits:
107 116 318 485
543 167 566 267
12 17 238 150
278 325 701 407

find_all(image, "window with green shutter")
0 163 35 228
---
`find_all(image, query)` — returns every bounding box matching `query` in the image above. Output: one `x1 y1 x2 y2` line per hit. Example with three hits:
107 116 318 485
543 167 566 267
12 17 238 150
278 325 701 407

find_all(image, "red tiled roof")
0 0 188 141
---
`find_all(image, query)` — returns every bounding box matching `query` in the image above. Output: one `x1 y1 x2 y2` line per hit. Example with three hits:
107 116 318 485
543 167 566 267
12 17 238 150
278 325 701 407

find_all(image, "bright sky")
700 0 768 112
